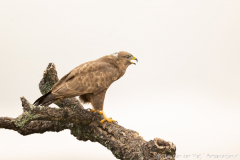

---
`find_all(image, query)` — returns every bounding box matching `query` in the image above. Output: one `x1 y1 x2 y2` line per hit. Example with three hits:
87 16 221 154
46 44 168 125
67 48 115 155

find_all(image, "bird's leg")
100 111 116 123
89 90 115 123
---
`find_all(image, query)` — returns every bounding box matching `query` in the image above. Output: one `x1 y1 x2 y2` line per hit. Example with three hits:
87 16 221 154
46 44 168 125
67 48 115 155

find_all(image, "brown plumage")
34 51 138 123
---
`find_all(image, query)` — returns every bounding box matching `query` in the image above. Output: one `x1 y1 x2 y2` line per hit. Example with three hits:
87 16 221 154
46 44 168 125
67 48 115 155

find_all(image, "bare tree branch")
0 63 176 160
0 117 72 136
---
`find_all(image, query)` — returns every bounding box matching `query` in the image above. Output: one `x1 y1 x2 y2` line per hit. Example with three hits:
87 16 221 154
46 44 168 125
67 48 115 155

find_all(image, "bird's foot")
100 111 117 124
100 117 116 124
88 109 103 115
97 111 103 115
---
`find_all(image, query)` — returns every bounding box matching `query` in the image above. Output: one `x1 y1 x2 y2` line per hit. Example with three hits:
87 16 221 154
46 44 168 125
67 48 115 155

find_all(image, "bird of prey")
34 51 138 123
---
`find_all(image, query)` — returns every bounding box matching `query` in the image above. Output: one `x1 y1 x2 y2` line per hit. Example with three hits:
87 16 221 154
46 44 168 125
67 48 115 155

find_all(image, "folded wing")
51 61 120 99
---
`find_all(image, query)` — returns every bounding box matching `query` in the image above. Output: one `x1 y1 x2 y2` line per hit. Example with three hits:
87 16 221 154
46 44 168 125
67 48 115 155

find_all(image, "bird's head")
113 51 138 66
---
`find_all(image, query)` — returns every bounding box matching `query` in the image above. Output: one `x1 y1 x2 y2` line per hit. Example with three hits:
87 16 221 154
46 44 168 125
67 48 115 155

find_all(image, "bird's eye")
126 55 130 58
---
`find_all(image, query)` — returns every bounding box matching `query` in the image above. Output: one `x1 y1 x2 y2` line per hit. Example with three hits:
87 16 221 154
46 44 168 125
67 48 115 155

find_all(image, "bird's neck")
106 55 129 78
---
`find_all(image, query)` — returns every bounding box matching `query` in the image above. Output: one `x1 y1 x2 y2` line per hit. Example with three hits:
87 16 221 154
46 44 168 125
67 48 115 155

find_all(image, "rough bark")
0 63 176 160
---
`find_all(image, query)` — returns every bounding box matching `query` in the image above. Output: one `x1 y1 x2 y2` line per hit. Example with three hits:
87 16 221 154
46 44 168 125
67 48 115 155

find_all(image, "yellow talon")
97 111 103 115
89 110 116 123
100 111 116 123
89 109 103 115
89 109 95 112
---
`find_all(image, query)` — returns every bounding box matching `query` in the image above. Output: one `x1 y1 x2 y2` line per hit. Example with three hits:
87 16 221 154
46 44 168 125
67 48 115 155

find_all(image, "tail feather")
33 91 55 106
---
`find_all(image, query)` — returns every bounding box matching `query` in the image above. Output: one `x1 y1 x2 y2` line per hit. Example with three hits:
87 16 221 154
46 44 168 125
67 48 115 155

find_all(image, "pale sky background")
0 1 240 160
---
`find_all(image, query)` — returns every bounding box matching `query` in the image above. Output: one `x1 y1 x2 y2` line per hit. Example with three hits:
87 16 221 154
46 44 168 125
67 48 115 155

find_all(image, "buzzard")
34 51 138 123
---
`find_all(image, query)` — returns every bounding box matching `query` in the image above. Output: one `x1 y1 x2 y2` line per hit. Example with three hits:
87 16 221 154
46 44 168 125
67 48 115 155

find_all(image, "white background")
0 1 239 160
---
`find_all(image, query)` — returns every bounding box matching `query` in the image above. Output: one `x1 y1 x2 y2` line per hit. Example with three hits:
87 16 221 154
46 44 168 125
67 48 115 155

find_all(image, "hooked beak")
130 56 138 65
